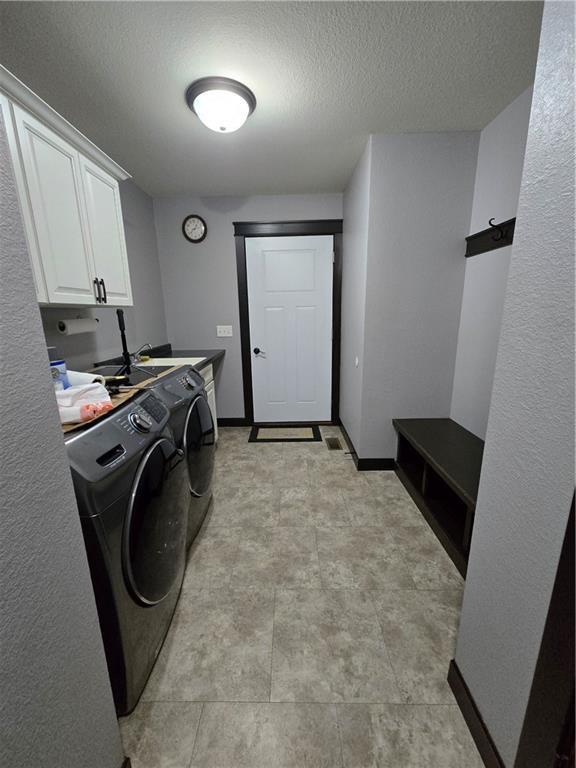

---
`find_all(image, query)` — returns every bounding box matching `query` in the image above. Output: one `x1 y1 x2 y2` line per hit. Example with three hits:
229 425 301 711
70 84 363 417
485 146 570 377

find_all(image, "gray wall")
451 88 533 438
455 4 574 765
0 109 123 768
41 179 168 371
340 140 371 450
153 193 343 418
341 132 478 459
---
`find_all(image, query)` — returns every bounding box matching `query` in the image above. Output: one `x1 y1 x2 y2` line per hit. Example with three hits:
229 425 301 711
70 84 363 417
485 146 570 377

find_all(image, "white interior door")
246 235 333 422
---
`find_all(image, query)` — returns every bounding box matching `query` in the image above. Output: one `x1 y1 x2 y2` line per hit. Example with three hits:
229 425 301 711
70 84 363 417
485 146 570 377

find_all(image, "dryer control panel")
152 365 205 406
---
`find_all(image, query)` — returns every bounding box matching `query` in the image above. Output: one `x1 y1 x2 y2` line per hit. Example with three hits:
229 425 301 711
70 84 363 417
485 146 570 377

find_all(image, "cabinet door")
13 105 97 304
0 96 48 302
205 381 218 442
80 157 133 306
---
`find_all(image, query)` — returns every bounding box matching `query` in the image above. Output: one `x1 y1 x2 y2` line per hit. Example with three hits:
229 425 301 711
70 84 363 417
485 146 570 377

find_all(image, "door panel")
13 105 96 304
296 306 316 403
264 248 315 291
264 306 288 404
246 235 333 422
80 157 133 305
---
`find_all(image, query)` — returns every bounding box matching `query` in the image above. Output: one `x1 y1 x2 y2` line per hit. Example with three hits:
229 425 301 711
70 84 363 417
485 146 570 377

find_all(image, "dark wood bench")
393 418 484 577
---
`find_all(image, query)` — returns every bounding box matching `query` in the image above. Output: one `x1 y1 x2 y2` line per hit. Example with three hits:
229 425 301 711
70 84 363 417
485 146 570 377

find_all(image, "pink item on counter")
59 401 113 424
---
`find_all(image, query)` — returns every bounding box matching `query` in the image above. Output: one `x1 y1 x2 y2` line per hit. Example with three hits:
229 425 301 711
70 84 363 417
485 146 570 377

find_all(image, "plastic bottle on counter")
50 359 70 391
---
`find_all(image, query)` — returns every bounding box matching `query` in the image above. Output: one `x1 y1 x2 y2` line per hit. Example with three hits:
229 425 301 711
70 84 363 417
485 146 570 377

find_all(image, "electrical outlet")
217 325 233 338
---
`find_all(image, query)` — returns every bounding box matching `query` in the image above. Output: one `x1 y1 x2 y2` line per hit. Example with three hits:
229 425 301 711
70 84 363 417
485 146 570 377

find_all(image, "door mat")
249 425 322 443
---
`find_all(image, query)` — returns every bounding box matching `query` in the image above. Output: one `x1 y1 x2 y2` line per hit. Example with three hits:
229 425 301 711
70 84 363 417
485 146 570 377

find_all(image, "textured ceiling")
0 2 542 196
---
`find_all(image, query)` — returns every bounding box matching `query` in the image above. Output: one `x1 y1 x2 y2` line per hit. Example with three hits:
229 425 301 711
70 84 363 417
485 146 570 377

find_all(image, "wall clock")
182 214 207 243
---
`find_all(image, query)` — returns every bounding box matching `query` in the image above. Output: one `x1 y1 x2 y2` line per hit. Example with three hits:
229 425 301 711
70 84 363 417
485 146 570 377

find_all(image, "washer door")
123 438 188 605
183 395 215 497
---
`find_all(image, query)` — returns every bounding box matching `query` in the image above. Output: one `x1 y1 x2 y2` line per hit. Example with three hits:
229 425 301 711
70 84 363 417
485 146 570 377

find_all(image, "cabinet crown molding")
0 64 131 182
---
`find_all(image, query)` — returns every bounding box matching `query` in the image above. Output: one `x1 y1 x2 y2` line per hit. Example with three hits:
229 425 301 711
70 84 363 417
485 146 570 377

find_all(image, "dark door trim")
514 497 574 767
234 219 343 425
234 219 343 237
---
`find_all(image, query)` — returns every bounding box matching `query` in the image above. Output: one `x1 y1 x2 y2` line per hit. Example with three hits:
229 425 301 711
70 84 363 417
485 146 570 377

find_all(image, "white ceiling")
0 2 542 197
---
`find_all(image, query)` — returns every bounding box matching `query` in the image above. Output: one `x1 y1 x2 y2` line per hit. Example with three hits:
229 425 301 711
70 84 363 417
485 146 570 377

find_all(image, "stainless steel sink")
91 365 173 385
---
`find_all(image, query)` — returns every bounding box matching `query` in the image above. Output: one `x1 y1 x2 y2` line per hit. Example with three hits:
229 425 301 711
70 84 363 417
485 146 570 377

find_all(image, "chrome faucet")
132 342 152 363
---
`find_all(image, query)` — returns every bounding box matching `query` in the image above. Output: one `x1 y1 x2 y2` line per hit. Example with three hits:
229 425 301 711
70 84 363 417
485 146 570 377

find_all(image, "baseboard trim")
356 457 396 471
338 422 359 464
253 421 333 428
447 660 505 768
338 423 395 471
217 417 250 427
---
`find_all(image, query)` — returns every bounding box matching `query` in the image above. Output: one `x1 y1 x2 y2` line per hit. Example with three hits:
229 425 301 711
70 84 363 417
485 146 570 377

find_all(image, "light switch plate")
217 325 233 337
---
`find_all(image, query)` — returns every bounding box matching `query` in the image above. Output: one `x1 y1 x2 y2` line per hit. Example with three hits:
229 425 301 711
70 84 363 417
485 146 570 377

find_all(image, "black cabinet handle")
253 347 261 355
99 278 107 304
93 278 101 303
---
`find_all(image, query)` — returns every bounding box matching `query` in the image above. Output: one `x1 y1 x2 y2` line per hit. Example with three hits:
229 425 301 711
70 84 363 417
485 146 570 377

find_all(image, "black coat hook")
489 218 505 242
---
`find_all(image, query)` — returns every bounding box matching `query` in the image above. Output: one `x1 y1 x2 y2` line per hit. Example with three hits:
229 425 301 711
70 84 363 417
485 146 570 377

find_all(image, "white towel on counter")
56 383 112 424
66 370 106 386
56 383 110 407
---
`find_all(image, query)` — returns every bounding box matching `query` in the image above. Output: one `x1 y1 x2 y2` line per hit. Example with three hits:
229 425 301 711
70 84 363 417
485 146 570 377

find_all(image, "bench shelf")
393 418 484 577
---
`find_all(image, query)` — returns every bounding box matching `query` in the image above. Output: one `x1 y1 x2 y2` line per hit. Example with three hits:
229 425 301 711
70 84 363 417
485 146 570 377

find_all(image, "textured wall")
0 109 123 767
455 3 574 765
359 132 478 458
340 140 371 450
41 179 168 370
451 88 533 437
154 193 343 418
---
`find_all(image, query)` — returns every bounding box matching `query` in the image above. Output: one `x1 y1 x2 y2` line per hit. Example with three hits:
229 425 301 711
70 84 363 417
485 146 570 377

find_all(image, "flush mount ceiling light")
185 77 256 134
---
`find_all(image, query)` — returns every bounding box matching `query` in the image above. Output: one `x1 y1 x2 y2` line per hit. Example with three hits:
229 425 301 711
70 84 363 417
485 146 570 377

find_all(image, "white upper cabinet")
80 157 132 306
0 94 48 302
0 68 133 307
13 104 98 305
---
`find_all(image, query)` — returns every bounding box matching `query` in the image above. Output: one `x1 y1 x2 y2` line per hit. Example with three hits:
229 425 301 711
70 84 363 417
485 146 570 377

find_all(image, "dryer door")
123 438 188 605
183 395 216 497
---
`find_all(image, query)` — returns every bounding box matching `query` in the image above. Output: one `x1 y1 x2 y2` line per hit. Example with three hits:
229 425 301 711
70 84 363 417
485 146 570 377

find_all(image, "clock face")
182 215 207 243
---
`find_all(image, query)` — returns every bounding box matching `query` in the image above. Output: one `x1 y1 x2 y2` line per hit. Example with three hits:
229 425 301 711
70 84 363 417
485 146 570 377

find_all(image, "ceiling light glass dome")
186 77 256 134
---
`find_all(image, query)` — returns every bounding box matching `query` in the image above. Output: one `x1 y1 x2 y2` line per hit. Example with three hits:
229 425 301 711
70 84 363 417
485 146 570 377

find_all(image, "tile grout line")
334 703 347 768
140 697 461 706
366 588 408 705
268 587 277 703
186 701 205 768
313 526 325 588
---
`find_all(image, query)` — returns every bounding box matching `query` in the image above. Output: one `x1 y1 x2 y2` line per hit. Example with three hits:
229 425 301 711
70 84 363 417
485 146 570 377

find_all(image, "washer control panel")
128 411 153 432
140 393 169 423
65 391 170 483
115 403 152 442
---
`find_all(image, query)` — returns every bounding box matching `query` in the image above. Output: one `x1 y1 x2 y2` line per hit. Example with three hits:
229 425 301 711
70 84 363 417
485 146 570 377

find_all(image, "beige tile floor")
120 426 483 768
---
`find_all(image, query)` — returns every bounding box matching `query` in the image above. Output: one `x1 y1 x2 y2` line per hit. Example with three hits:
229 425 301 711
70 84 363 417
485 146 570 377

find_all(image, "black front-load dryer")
65 391 188 715
150 366 215 548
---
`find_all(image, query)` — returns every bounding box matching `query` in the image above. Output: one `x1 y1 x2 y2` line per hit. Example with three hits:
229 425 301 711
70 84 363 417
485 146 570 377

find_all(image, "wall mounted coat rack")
465 217 516 258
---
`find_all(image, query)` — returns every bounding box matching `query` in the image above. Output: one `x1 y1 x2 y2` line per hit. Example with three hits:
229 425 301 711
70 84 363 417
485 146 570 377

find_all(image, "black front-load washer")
150 366 216 548
65 391 188 715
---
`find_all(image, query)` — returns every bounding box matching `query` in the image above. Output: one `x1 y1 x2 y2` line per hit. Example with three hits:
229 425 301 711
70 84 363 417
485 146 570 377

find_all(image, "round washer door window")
183 395 215 497
124 438 188 605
